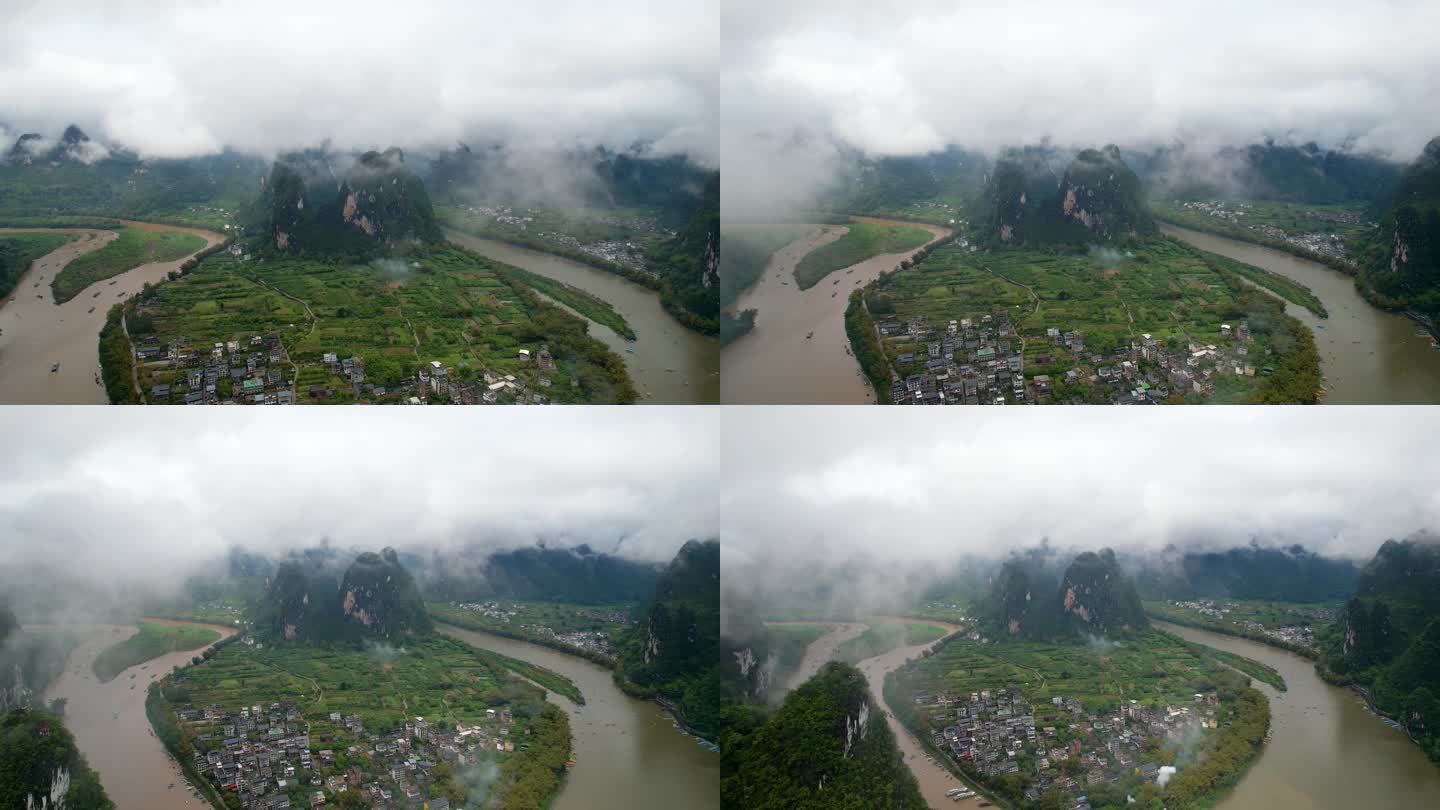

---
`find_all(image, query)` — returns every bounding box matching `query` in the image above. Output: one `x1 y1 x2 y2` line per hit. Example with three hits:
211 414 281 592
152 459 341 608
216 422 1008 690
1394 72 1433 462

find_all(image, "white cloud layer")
722 0 1440 215
0 408 719 591
0 0 717 161
722 407 1440 574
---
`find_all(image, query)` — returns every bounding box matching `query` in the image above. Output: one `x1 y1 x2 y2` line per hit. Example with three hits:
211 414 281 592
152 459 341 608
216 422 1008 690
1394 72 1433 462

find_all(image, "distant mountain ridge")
1131 543 1360 602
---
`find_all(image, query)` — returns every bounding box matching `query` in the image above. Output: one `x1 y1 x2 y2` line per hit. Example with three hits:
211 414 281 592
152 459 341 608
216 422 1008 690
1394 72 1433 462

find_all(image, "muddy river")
445 230 719 404
722 218 952 403
41 620 237 810
1159 621 1440 809
0 221 224 404
437 624 718 810
1161 224 1440 403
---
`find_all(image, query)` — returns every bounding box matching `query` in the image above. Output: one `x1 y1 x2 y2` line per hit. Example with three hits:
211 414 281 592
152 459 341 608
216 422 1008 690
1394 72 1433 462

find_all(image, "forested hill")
256 147 441 257
615 539 720 737
648 171 719 334
1131 544 1359 602
981 145 1152 246
1359 135 1440 328
720 661 927 810
1143 139 1403 210
981 548 1148 640
1319 536 1440 761
0 709 114 809
254 548 432 643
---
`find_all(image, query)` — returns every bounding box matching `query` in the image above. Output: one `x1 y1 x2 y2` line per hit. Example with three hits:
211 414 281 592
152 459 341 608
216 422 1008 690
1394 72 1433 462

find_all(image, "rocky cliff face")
260 147 441 256
1057 549 1148 635
1365 137 1440 319
980 144 1152 245
256 549 431 643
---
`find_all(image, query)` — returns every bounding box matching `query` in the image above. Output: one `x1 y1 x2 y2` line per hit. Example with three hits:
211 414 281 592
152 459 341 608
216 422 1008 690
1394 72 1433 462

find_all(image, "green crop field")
124 243 635 403
793 221 933 289
0 231 74 300
51 226 205 303
93 622 220 682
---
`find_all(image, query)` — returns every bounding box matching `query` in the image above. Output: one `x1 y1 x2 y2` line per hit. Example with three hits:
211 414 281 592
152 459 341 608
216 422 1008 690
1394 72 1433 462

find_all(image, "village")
878 309 1267 405
458 204 670 276
912 684 1222 808
167 690 518 810
1172 200 1367 263
1168 600 1334 652
133 332 563 405
454 601 631 657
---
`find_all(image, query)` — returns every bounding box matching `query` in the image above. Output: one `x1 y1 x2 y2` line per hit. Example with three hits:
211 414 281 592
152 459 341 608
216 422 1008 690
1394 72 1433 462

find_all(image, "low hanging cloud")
0 0 717 162
0 408 718 595
722 408 1440 576
721 0 1440 216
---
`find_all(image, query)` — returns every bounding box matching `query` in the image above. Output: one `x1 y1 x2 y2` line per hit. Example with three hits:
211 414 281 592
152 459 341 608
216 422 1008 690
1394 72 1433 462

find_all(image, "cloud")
722 407 1440 581
0 0 716 162
721 0 1440 215
0 408 718 596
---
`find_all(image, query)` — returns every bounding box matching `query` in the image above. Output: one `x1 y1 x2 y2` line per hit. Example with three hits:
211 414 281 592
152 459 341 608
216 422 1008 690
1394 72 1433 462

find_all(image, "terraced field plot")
128 243 633 403
177 636 543 736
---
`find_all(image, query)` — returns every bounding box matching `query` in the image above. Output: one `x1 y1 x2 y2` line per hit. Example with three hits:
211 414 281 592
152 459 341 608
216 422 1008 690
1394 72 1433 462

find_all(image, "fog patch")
1157 764 1178 787
1087 245 1134 268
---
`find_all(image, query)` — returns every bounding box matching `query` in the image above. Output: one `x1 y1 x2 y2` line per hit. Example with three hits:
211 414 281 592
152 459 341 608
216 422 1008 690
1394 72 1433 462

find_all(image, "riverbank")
0 220 224 404
722 217 951 403
1144 607 1320 661
1158 620 1440 809
437 624 719 810
1162 223 1440 403
446 229 719 403
43 621 238 810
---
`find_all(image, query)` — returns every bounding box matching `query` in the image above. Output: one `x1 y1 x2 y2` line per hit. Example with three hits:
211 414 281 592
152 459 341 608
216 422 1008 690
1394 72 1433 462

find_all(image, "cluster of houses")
880 311 1268 405
460 204 669 277
137 333 561 405
914 685 1221 805
1169 600 1334 652
1175 199 1368 263
170 695 519 810
454 601 630 656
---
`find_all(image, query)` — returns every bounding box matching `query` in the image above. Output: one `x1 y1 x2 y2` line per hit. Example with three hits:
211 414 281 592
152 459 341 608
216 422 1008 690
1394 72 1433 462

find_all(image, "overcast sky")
0 408 717 594
722 0 1440 216
722 408 1440 578
0 0 716 162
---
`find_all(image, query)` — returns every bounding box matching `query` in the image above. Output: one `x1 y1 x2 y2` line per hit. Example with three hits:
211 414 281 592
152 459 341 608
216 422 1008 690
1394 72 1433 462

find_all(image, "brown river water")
445 230 720 404
41 620 238 810
721 218 952 403
1159 621 1440 809
0 221 224 404
437 624 718 810
1161 224 1440 403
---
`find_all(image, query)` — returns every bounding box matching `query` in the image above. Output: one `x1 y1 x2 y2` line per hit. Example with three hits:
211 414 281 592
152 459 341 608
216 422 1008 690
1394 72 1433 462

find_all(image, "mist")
721 0 1440 218
0 0 717 163
0 408 718 614
721 408 1440 624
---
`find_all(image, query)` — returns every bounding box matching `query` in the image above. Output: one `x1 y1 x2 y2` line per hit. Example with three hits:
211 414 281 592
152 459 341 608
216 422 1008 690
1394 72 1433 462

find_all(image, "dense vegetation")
1359 136 1440 331
793 221 933 289
0 231 71 300
648 172 719 334
614 540 720 738
1318 536 1440 761
498 263 634 339
843 289 893 402
97 302 141 403
488 702 572 810
1194 243 1329 317
1144 139 1402 210
0 708 114 809
981 145 1155 246
92 621 220 682
51 225 205 303
721 662 927 810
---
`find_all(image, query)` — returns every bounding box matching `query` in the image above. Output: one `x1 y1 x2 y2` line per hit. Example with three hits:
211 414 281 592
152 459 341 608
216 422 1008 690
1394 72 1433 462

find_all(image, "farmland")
51 226 205 303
